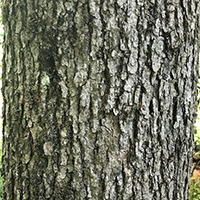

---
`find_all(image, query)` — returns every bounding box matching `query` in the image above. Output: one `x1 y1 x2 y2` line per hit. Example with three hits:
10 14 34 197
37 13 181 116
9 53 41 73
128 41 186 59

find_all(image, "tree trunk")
1 0 200 199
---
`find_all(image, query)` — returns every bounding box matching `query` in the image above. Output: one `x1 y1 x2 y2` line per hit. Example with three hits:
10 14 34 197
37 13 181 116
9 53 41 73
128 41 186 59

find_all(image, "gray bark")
1 0 200 199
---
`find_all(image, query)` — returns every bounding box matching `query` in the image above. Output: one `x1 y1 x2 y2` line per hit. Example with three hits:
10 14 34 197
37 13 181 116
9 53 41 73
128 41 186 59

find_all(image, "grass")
190 179 200 200
0 140 2 199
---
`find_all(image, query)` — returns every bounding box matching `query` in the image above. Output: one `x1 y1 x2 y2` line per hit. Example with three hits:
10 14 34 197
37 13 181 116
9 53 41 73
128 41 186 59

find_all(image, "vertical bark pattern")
1 0 200 199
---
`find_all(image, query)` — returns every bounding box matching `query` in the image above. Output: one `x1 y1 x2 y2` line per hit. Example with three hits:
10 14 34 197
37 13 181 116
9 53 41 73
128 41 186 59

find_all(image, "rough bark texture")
1 0 200 199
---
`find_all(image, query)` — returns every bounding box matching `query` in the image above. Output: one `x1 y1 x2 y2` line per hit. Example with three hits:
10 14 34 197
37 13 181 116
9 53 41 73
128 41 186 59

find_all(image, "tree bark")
1 0 200 199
